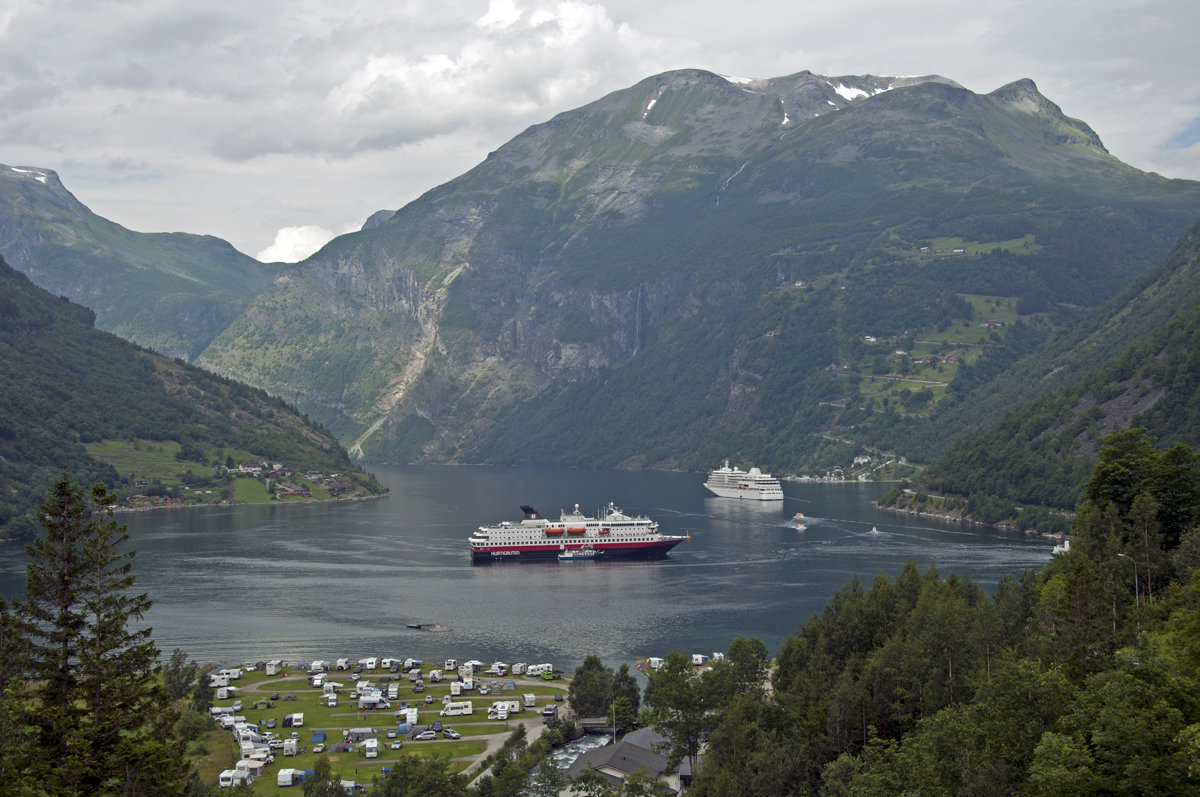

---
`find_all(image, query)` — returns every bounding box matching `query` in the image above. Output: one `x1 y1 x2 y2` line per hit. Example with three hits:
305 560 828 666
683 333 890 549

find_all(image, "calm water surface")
0 465 1052 667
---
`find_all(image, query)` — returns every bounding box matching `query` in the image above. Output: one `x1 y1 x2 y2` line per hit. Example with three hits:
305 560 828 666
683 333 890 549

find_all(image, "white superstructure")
703 461 784 500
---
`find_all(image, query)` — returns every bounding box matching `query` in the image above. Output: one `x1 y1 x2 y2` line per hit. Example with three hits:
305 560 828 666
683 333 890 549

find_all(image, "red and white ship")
470 503 688 562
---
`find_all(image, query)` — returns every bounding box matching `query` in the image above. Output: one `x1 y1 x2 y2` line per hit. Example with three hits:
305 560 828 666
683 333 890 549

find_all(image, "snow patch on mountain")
9 166 47 184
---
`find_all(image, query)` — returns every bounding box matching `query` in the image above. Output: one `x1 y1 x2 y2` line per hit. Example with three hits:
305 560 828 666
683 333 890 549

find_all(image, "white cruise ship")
703 461 784 500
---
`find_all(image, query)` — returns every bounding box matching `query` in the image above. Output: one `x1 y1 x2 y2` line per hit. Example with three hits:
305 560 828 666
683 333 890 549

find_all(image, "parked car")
424 694 433 704
554 693 564 702
414 730 437 741
266 718 276 729
432 721 443 731
313 744 325 754
442 729 460 740
390 740 403 749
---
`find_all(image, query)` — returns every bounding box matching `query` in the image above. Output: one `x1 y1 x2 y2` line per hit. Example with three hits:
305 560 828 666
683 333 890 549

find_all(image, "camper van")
358 694 389 711
440 701 474 717
336 658 350 671
266 659 285 675
363 738 378 759
281 713 304 727
277 768 311 787
444 658 458 670
450 681 462 697
219 770 254 788
489 700 521 719
523 693 537 708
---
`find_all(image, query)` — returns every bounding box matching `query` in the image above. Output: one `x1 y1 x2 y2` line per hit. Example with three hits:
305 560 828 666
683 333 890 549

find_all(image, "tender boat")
558 546 600 561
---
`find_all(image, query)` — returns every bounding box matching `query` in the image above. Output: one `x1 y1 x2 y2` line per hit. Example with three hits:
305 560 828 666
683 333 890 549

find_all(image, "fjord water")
0 465 1052 667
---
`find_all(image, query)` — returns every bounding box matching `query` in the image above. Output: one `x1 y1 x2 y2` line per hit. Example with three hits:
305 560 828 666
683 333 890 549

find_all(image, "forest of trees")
677 428 1200 795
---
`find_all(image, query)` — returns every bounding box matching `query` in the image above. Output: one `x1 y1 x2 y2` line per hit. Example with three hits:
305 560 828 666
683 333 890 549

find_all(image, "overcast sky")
3 0 1198 262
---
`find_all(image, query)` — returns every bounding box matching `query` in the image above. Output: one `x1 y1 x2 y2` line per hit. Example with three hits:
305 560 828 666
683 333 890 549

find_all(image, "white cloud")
256 224 355 263
0 0 1197 257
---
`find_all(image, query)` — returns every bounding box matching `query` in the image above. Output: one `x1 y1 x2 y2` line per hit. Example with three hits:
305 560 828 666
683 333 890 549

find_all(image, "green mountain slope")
915 217 1200 511
198 69 1200 471
0 164 277 360
0 256 384 541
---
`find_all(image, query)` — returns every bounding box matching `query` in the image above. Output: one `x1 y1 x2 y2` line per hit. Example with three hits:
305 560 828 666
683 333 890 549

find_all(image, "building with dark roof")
563 726 694 795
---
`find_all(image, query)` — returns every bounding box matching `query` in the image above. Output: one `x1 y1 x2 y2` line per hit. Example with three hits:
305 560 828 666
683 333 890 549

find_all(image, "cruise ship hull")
471 538 685 563
703 485 783 500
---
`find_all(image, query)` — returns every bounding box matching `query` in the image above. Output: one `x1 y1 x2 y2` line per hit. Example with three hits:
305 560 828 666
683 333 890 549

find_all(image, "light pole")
1118 553 1140 630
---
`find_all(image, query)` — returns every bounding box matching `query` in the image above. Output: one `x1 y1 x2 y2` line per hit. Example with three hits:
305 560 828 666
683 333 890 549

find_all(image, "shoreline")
875 502 1067 541
112 490 389 515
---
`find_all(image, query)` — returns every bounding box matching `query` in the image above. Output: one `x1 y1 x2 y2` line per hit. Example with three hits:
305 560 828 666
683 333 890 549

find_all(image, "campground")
204 663 571 793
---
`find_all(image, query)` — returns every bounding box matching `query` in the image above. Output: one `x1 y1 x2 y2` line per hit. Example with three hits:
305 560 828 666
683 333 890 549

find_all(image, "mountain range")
5 68 1200 520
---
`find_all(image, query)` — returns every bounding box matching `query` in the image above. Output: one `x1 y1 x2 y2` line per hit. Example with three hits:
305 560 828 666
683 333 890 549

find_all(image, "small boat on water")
791 512 807 531
559 546 600 561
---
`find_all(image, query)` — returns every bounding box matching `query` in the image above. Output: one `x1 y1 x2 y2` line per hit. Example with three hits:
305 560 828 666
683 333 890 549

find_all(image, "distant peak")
989 78 1045 108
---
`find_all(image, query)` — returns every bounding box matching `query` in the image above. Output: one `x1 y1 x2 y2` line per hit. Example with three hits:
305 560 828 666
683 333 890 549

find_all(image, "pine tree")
16 474 189 796
18 473 93 794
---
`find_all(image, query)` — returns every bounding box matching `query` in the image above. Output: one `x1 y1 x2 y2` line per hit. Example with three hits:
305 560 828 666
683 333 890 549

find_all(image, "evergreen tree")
162 648 202 702
18 474 94 794
0 596 39 795
15 474 189 796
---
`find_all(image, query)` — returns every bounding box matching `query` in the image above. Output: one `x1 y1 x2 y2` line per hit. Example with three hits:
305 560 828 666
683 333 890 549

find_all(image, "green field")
930 234 1040 255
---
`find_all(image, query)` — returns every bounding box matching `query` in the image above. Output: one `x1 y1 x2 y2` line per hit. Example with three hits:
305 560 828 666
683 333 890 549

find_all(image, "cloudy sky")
3 0 1198 262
